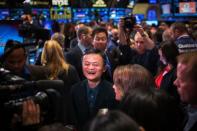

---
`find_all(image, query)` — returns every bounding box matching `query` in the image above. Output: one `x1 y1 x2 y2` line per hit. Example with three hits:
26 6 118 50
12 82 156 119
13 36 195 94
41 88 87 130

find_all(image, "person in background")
162 29 173 41
121 87 183 131
69 23 85 49
51 32 65 50
170 22 197 53
118 20 159 76
92 26 122 82
41 40 80 90
35 32 66 65
174 51 197 131
107 27 120 52
0 40 47 131
1 40 48 81
70 49 116 130
87 110 143 131
65 25 93 80
155 40 180 103
113 64 154 101
41 40 80 124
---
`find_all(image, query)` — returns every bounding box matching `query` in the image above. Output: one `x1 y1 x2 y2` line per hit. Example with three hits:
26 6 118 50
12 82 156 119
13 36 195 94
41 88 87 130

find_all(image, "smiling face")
82 53 106 83
92 32 108 51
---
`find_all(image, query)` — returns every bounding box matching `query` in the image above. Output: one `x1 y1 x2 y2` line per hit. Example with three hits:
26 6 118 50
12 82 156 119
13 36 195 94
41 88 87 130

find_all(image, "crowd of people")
0 17 197 131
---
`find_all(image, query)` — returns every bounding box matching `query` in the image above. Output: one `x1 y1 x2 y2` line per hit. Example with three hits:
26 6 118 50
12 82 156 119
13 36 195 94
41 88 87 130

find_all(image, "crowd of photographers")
0 15 197 131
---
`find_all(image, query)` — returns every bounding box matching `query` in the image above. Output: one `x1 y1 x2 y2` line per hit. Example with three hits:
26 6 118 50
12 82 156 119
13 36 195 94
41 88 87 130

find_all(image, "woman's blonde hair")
41 40 69 80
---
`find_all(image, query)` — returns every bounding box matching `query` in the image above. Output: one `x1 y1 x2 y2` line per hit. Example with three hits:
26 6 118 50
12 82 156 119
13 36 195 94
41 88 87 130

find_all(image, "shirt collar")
78 42 87 54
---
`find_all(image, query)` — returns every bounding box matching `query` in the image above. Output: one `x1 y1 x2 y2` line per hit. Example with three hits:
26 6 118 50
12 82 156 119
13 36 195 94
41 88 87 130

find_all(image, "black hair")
88 110 140 131
83 48 106 66
92 26 108 39
120 87 183 131
159 40 179 67
2 40 25 60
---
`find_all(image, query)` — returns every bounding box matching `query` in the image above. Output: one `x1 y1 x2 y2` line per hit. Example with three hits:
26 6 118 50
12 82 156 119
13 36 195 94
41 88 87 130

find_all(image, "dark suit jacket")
160 67 180 103
27 64 49 80
65 45 84 80
70 79 116 129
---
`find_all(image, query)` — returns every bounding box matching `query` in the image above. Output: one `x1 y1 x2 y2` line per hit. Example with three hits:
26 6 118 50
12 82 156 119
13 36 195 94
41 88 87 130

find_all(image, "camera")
0 68 64 130
123 15 136 31
18 23 50 40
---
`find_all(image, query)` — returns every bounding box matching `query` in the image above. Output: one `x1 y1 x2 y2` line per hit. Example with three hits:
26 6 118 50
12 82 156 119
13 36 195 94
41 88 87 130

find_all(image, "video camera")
123 15 136 31
18 23 50 40
0 68 64 130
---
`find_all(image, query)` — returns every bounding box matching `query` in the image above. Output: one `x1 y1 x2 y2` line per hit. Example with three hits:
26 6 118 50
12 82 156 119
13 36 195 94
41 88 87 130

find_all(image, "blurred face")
170 27 178 40
4 48 26 75
82 54 106 83
174 63 197 105
81 29 93 47
93 32 108 51
111 29 119 41
134 35 145 54
113 84 123 101
158 49 167 65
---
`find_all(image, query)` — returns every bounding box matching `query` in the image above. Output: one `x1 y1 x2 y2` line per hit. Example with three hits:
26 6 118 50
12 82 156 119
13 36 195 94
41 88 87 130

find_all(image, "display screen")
0 21 23 56
149 0 157 4
146 20 158 26
147 9 157 20
179 2 196 13
90 8 109 22
50 6 72 21
32 8 50 20
31 0 49 6
52 0 68 6
72 8 91 23
9 9 24 20
0 9 9 20
161 4 171 14
135 14 144 23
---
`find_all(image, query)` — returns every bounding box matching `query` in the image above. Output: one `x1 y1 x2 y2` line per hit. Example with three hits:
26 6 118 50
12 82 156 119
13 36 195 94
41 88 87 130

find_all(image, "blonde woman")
41 40 80 89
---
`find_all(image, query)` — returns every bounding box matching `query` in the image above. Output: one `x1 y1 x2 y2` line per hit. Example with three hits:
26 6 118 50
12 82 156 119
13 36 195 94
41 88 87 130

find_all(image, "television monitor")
109 8 126 24
146 20 158 26
50 6 72 21
0 20 23 56
179 2 196 13
31 0 50 7
52 0 68 6
147 9 157 20
159 0 171 4
90 8 109 22
149 0 157 4
72 8 91 23
135 14 144 24
9 9 24 20
161 4 171 14
0 9 9 20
